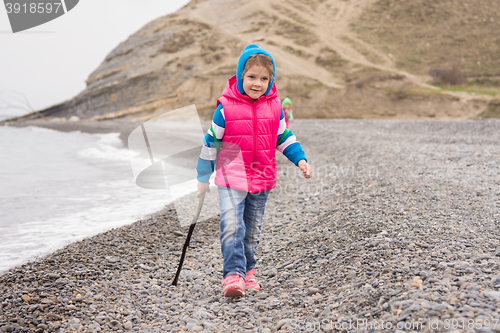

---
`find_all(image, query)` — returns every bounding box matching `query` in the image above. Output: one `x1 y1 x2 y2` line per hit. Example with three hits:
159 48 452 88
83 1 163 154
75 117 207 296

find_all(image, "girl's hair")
243 54 274 77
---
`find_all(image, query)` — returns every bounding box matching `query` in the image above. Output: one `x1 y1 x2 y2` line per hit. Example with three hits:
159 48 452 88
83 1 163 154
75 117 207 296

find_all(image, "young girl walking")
196 44 311 297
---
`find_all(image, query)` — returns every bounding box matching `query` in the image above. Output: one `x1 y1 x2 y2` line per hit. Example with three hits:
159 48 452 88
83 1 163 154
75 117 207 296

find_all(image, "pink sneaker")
222 275 245 298
245 269 260 291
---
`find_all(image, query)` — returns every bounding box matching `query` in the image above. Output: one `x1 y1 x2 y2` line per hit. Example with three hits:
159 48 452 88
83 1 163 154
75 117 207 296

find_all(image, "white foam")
0 126 194 273
78 132 132 162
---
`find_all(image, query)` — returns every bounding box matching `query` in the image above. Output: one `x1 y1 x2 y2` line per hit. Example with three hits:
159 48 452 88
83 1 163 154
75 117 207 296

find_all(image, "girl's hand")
197 181 211 197
298 160 312 178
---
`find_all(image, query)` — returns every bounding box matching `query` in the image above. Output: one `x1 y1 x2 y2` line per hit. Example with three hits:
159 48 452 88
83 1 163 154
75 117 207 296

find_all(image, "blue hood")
236 44 276 96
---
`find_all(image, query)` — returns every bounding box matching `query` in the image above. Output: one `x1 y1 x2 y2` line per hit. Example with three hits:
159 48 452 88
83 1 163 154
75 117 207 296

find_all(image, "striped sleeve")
197 104 225 182
277 106 307 166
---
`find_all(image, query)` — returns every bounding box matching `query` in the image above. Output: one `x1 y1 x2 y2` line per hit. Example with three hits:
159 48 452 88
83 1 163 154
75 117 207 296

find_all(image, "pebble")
1 119 500 332
307 287 320 295
266 268 277 277
274 319 289 330
124 321 133 330
432 304 448 311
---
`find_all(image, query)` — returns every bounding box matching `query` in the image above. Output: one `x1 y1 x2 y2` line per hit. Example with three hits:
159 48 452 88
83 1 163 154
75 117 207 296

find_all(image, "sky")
0 0 191 118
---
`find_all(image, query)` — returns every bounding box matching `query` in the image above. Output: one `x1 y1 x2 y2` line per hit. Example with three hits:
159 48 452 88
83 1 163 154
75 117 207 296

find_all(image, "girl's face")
283 104 290 111
242 64 270 99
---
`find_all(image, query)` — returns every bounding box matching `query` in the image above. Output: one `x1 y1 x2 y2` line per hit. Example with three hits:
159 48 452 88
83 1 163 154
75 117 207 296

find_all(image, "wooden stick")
172 191 206 286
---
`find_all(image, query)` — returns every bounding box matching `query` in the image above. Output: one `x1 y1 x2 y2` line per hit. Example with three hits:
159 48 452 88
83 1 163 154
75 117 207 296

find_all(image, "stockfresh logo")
3 0 79 33
127 105 246 227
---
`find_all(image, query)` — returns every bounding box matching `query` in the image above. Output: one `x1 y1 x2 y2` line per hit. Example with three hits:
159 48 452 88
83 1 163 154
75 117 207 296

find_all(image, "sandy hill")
14 0 500 121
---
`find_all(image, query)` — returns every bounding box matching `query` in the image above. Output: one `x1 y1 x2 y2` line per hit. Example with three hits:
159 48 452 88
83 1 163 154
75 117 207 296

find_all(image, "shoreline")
1 118 500 332
0 118 182 276
2 118 141 145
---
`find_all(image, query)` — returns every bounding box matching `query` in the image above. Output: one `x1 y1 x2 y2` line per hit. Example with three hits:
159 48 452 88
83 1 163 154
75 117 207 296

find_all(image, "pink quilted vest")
214 75 281 193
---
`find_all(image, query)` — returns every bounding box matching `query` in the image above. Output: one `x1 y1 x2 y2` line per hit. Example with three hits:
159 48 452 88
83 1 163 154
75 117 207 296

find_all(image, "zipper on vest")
250 100 257 193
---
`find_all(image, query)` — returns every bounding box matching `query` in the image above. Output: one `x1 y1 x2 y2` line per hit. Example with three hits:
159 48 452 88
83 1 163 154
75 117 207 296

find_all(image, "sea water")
0 124 195 273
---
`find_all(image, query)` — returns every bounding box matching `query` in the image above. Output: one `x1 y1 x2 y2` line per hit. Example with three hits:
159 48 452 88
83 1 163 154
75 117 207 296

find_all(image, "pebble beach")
1 119 500 333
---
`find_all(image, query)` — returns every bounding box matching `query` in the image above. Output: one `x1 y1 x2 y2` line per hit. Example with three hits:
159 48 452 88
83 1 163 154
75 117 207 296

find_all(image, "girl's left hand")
298 160 312 178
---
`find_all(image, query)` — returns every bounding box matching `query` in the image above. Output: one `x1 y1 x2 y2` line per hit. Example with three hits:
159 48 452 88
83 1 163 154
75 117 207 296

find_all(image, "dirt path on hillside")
268 0 429 86
299 0 439 86
180 0 485 103
282 0 491 102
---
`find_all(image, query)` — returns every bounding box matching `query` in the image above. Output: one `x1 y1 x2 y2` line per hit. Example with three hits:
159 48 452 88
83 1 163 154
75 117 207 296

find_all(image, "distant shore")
2 118 139 145
1 119 500 332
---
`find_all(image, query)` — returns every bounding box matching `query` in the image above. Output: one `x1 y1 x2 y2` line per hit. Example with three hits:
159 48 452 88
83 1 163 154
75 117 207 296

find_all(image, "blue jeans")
218 186 270 279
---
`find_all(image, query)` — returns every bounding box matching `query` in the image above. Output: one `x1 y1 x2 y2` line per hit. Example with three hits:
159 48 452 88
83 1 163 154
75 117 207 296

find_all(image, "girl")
196 44 311 297
282 97 294 128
